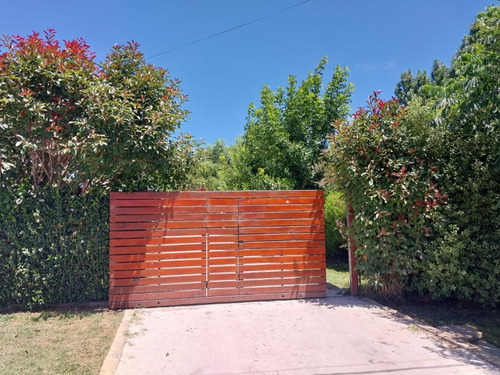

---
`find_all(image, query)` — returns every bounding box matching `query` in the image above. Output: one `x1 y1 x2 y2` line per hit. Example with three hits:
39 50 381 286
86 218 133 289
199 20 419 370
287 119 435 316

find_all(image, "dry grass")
0 305 124 375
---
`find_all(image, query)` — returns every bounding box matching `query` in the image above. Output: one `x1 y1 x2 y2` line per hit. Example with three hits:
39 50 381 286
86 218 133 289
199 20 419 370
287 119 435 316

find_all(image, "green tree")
0 30 196 308
430 59 449 86
0 30 102 189
240 57 353 190
405 5 500 305
394 68 430 105
90 42 192 191
325 93 443 300
0 31 193 192
183 138 233 191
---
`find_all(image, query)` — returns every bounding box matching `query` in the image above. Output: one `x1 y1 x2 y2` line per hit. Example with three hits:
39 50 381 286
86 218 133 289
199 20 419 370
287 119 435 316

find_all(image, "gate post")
347 202 358 297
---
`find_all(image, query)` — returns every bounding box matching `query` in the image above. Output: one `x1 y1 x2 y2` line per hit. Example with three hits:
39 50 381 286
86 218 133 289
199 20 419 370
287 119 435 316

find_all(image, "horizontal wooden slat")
208 272 244 281
238 255 325 264
238 211 323 220
239 262 325 273
238 226 324 235
110 221 207 231
110 237 205 247
109 282 206 295
110 227 238 239
238 248 325 257
110 220 239 231
109 190 326 309
206 289 240 297
239 276 326 288
204 277 327 290
110 258 207 271
239 233 324 242
110 205 238 215
111 199 208 207
110 244 207 255
110 267 205 279
110 243 239 255
205 257 238 266
111 252 205 263
110 274 206 287
238 240 324 250
237 269 325 279
111 190 322 200
110 234 240 247
206 280 238 289
110 212 238 223
110 289 207 302
237 197 323 205
109 291 327 309
110 250 240 263
208 265 238 274
238 204 324 213
238 284 326 295
237 218 324 228
207 243 239 251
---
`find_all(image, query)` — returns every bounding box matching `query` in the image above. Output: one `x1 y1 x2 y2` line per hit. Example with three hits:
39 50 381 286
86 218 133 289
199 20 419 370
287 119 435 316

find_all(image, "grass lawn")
326 259 350 290
0 305 124 375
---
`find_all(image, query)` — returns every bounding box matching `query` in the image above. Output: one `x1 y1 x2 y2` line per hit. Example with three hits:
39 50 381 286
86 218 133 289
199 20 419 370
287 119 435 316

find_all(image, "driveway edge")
99 309 135 375
382 306 500 370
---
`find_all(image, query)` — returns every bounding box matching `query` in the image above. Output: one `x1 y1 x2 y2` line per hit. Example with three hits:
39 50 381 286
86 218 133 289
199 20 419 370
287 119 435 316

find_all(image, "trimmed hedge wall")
0 188 109 308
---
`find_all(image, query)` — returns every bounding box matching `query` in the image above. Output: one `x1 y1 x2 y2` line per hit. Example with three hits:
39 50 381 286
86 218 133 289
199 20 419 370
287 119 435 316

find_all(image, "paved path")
113 294 499 375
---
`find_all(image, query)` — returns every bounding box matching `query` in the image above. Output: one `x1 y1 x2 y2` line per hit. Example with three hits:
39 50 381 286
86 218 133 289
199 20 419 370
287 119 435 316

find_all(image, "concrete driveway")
107 293 499 375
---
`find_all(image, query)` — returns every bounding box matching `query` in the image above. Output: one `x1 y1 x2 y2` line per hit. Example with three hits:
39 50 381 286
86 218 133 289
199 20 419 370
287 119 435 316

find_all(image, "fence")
109 191 326 309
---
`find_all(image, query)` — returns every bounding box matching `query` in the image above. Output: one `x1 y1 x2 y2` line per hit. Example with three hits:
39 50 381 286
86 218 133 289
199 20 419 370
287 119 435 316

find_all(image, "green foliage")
326 93 443 300
224 138 295 190
0 30 195 308
91 42 193 191
237 57 353 190
394 68 430 106
402 6 500 306
183 138 233 191
0 187 109 308
186 59 353 192
0 30 102 189
0 31 193 192
324 190 347 260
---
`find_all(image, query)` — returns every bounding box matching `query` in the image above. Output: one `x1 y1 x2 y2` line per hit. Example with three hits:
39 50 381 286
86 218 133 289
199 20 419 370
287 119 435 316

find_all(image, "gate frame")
109 190 327 309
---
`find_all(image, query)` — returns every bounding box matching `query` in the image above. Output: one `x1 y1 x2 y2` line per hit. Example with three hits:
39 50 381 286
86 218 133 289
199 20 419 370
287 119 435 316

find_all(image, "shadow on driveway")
113 294 498 375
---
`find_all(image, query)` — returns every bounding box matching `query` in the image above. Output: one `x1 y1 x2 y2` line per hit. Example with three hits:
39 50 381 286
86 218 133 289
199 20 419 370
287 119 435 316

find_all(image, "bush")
401 6 500 306
0 187 109 308
407 128 500 305
325 93 443 300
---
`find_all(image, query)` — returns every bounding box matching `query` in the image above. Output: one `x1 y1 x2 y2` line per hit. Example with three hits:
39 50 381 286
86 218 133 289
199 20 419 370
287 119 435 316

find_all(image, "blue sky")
1 0 495 144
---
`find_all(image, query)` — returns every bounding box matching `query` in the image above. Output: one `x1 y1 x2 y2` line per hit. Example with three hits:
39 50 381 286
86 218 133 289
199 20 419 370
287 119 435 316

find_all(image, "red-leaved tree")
325 92 445 300
0 30 192 192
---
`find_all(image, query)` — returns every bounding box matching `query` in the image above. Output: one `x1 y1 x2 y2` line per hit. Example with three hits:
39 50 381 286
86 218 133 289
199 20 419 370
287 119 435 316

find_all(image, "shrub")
400 6 500 306
325 92 443 300
0 187 109 308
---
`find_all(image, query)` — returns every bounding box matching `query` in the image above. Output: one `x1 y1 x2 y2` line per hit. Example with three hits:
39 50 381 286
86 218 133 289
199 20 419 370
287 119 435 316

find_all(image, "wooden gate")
109 191 326 309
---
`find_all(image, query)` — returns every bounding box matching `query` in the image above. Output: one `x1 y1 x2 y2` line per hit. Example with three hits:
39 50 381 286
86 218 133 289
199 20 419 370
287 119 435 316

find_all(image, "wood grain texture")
109 190 326 309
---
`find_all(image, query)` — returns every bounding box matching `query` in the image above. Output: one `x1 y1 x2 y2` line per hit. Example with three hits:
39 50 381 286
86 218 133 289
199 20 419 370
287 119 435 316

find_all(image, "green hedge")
0 187 109 308
408 131 500 306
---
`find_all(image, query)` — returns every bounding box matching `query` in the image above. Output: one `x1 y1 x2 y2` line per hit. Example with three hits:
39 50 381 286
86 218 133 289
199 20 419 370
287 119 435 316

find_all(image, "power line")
147 0 312 59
